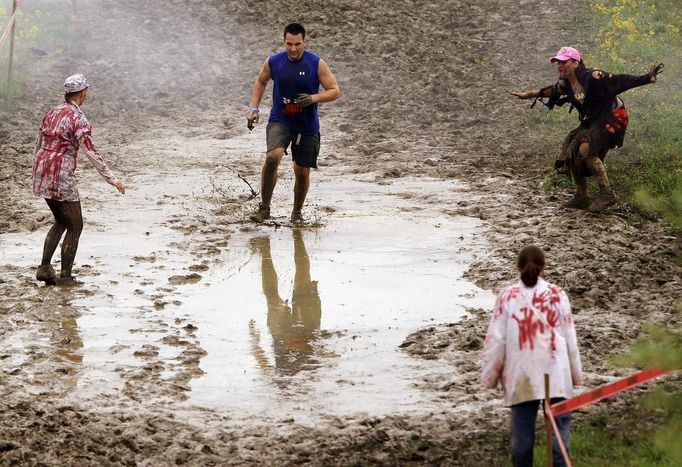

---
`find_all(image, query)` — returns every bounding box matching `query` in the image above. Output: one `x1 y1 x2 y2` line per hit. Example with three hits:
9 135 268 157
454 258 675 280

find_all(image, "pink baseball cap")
549 46 581 63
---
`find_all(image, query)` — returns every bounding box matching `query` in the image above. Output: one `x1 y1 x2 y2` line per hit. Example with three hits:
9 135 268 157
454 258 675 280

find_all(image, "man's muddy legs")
292 163 310 223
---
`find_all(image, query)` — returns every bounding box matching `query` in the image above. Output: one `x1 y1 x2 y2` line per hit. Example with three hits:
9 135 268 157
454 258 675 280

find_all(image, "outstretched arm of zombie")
510 84 558 100
511 82 568 109
79 135 126 194
593 63 664 95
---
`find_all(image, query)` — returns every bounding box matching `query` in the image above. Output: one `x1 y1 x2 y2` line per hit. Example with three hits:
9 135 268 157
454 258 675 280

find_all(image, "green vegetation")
617 304 682 465
0 1 76 100
536 0 682 225
534 406 674 466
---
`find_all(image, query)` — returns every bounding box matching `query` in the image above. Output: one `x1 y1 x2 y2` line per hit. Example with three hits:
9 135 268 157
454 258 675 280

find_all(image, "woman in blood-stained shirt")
480 245 582 467
33 74 125 286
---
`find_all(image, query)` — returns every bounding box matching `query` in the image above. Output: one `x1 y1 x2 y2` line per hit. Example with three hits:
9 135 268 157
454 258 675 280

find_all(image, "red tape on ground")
551 368 665 417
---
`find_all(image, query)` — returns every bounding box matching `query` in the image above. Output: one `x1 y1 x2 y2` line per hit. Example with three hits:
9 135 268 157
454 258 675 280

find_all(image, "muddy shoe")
563 195 590 210
290 211 305 224
249 203 270 223
588 192 618 212
56 275 81 287
36 265 57 285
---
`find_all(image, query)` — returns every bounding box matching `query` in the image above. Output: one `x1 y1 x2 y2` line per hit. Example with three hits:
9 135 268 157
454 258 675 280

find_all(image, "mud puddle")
1 131 495 423
185 180 495 420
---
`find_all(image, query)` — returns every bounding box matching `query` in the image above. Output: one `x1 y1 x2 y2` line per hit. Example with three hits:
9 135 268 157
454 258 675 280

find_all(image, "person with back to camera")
33 74 125 286
481 245 583 467
247 22 340 224
511 46 664 212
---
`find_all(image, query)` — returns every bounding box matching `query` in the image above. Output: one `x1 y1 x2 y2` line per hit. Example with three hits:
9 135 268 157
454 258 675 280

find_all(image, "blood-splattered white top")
32 102 118 201
480 278 583 406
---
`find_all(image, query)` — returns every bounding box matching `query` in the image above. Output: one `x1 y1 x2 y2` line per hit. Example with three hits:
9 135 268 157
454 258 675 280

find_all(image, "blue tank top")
268 50 321 135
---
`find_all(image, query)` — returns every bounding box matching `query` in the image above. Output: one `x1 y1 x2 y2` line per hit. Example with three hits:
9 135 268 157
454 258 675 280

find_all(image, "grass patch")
534 402 673 466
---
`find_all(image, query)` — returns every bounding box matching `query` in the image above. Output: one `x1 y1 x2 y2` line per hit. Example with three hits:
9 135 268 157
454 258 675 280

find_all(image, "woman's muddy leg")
59 201 83 278
578 142 613 195
585 157 617 211
563 142 590 209
579 143 617 212
575 142 591 198
37 200 66 284
574 171 588 197
564 169 590 209
585 157 612 195
42 199 67 266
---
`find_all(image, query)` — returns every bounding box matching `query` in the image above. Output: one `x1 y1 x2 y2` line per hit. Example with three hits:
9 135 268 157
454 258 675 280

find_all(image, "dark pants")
511 398 570 467
43 199 83 276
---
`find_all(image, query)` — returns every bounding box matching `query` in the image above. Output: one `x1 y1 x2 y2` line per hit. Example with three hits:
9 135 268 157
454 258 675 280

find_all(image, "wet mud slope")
1 0 681 465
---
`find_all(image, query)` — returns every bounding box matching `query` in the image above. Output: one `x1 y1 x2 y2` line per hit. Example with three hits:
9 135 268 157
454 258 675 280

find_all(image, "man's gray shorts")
266 122 320 169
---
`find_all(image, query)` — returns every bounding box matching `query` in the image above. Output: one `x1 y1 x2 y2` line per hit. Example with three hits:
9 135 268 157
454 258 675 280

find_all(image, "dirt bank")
1 0 680 465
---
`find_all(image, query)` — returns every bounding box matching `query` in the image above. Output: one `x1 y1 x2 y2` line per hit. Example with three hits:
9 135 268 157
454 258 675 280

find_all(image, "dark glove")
247 111 259 131
294 93 315 107
648 63 664 82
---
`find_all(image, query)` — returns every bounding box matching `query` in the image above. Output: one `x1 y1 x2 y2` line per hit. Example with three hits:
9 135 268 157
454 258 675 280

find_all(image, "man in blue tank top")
247 23 340 224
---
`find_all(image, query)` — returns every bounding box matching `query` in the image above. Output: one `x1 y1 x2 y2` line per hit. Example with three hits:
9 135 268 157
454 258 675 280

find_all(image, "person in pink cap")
32 74 126 286
511 46 664 212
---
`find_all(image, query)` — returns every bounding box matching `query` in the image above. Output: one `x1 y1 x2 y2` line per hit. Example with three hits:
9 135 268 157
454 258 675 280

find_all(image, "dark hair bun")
517 245 545 287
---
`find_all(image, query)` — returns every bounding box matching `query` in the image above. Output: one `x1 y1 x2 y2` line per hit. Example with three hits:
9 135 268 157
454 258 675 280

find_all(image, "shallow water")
1 134 495 421
187 186 494 419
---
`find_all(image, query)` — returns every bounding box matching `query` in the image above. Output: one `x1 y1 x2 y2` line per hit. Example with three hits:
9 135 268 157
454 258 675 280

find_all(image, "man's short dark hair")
284 23 306 39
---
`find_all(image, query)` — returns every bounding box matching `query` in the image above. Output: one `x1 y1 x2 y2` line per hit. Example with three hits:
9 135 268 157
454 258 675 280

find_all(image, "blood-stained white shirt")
480 278 582 406
32 102 118 201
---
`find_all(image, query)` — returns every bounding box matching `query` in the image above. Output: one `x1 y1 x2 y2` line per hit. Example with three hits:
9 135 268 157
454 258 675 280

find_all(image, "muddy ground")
1 0 681 465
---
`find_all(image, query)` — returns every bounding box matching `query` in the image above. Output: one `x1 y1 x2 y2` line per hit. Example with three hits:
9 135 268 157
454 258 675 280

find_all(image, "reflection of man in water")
249 230 321 377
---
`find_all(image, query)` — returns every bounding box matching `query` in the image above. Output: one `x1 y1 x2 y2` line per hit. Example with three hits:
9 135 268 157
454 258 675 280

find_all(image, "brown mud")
1 0 681 465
